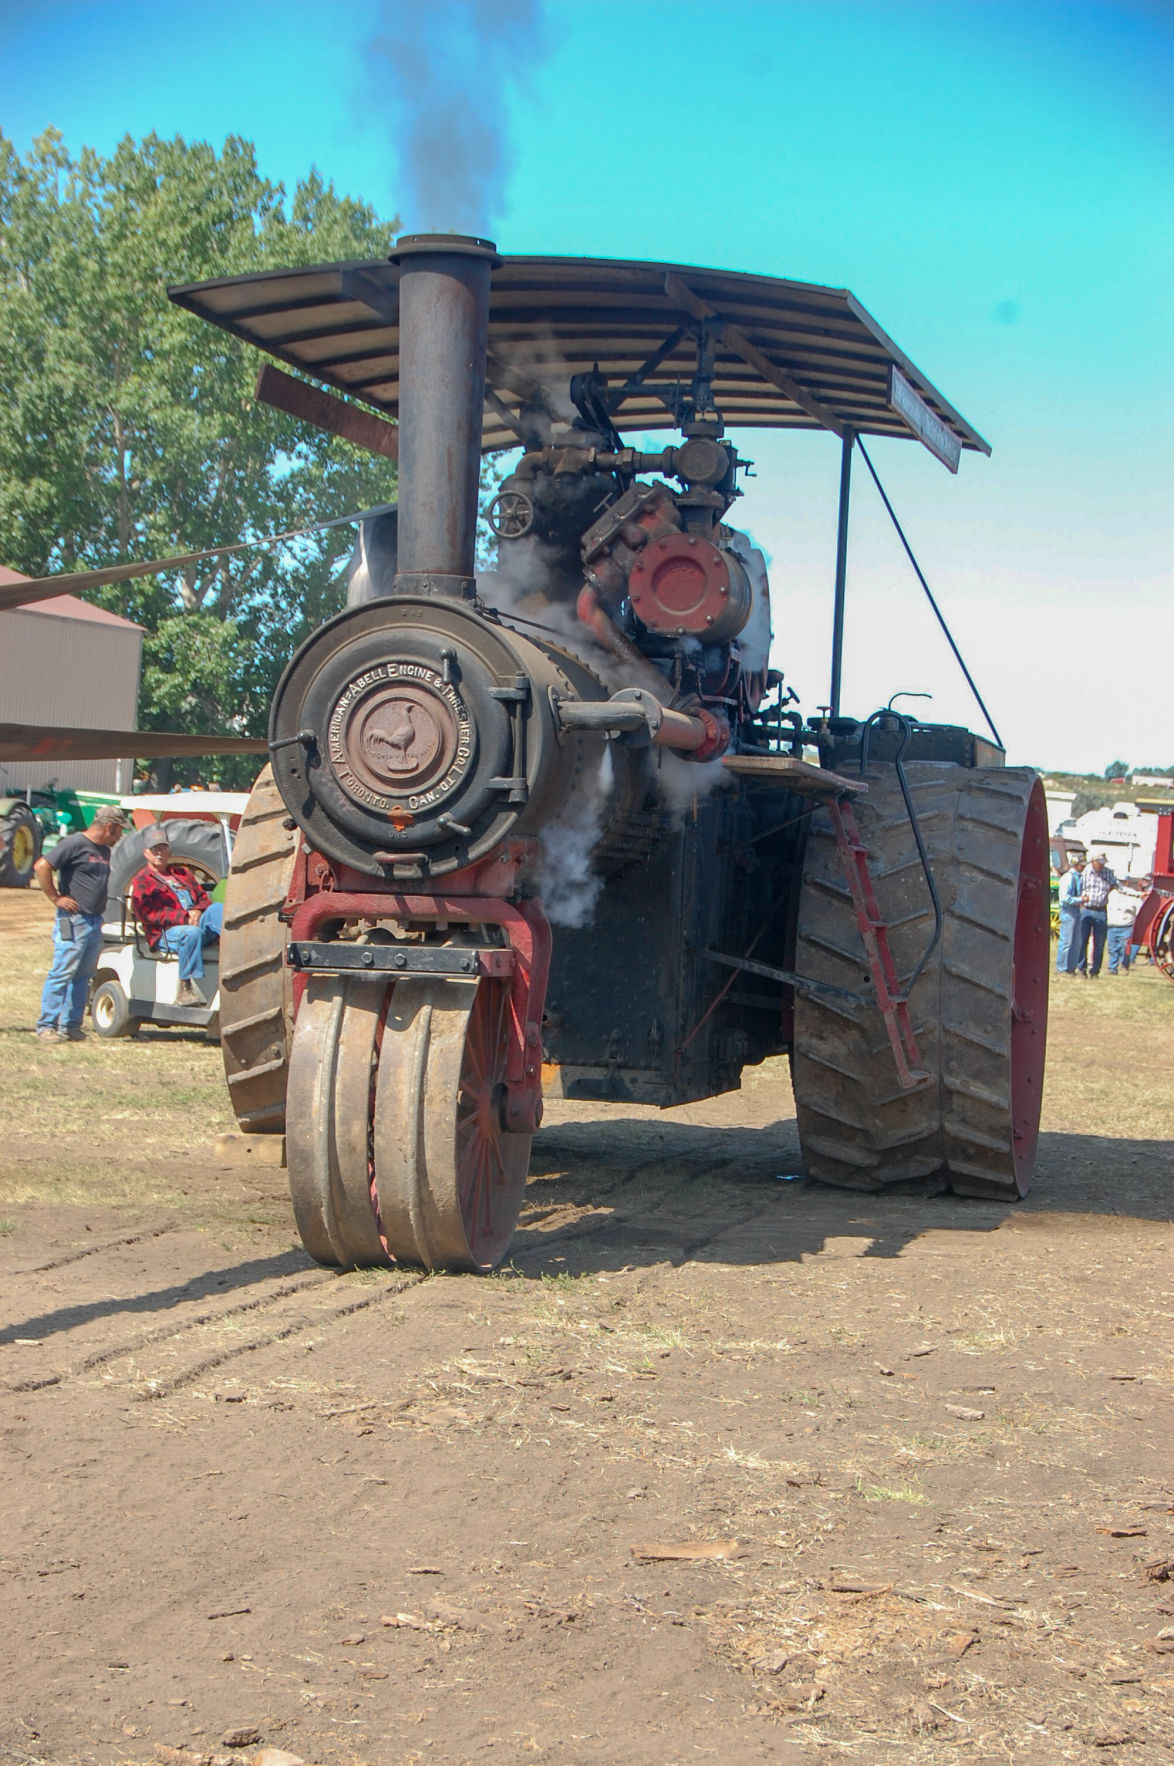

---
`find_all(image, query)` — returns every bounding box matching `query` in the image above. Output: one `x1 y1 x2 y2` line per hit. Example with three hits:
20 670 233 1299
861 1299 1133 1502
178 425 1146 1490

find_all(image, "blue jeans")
1107 925 1132 973
38 910 104 1032
1076 908 1108 976
158 902 223 980
1056 905 1081 973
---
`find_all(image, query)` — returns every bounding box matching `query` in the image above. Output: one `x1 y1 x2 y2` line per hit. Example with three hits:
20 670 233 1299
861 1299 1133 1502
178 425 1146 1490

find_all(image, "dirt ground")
1 886 1172 1766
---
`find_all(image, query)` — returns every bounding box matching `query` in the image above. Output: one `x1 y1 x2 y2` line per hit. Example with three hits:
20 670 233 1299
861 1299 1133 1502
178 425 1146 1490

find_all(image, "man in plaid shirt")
129 826 224 1005
1074 853 1117 978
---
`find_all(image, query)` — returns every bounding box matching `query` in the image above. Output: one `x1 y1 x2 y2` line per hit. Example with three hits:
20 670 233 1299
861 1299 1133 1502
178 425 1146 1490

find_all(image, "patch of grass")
1 893 236 1221
854 1475 929 1505
0 1216 15 1234
1044 965 1174 1141
539 1269 595 1292
958 1324 1020 1351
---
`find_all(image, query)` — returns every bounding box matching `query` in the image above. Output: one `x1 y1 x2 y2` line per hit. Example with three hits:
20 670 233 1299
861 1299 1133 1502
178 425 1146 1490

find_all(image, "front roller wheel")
285 969 531 1272
792 764 1049 1200
375 975 531 1273
286 975 390 1269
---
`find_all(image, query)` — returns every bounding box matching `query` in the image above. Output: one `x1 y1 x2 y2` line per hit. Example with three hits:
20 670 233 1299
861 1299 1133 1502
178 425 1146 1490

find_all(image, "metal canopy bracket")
662 271 846 439
255 364 400 461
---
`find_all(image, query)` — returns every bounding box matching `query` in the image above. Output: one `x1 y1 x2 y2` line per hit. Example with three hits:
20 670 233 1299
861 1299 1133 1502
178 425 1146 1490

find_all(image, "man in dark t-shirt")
33 805 129 1042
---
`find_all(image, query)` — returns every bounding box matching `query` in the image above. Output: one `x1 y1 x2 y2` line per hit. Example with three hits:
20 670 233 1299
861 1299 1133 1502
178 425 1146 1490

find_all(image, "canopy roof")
170 253 989 460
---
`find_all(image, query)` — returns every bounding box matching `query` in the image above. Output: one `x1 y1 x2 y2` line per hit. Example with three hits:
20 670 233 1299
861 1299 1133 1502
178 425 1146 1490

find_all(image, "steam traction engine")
173 237 1049 1271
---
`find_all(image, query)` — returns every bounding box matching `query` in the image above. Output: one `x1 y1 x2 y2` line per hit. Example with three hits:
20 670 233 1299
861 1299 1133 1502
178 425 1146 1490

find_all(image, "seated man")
129 826 224 1005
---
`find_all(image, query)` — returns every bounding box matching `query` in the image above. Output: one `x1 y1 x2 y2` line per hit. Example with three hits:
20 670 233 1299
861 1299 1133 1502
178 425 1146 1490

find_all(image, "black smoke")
368 0 548 236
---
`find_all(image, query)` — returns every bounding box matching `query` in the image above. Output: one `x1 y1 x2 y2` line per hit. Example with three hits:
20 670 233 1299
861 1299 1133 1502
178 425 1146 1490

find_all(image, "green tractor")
0 781 122 888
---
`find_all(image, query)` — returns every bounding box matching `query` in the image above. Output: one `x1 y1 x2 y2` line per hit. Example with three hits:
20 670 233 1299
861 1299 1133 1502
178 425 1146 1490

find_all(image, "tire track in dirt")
7 1267 338 1393
14 1219 186 1276
133 1270 426 1400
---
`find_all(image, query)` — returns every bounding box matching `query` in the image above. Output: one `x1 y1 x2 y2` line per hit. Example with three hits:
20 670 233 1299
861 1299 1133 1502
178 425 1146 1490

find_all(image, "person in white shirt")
1106 884 1140 975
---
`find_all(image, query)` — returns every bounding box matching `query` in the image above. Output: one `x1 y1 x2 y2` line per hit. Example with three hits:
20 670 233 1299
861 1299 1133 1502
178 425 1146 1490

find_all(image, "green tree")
0 129 398 781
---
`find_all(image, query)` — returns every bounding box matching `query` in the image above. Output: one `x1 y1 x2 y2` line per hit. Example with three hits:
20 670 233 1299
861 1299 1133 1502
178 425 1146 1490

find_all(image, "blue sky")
2 0 1171 773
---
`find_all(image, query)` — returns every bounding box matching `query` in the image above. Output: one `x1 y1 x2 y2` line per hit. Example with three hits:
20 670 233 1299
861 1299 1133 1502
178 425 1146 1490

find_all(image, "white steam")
537 745 615 929
368 0 549 235
480 550 625 686
489 328 578 423
654 749 731 826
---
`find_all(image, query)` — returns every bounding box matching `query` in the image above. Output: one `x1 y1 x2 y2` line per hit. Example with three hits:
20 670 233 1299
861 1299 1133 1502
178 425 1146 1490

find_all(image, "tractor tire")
218 765 297 1134
792 763 1049 1201
0 803 41 888
109 818 228 906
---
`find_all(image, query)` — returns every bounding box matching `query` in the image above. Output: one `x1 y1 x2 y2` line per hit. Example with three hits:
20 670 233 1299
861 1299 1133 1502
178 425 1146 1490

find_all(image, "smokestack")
391 232 497 599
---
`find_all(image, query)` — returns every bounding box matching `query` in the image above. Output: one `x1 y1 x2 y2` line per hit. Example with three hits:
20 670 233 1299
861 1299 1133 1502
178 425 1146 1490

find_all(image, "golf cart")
89 793 245 1039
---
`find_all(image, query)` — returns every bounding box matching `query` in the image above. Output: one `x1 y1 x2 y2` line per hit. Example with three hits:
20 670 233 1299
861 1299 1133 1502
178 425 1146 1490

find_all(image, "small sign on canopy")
889 365 963 473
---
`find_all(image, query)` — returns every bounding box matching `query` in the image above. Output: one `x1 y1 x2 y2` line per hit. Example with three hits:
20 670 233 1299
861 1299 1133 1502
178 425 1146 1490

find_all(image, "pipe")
391 233 498 599
557 687 729 762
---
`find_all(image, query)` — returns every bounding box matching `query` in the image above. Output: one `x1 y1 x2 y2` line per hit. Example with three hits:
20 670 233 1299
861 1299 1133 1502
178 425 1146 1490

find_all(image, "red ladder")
826 794 928 1091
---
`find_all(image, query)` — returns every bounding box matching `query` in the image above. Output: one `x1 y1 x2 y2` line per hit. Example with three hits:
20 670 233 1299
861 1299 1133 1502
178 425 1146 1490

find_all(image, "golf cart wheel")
91 977 136 1039
218 765 297 1134
0 803 41 888
792 764 1049 1201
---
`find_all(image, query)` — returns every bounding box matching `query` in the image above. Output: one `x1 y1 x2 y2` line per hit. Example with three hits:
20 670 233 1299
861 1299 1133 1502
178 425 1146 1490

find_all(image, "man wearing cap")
130 828 224 1006
1074 852 1118 979
33 805 129 1042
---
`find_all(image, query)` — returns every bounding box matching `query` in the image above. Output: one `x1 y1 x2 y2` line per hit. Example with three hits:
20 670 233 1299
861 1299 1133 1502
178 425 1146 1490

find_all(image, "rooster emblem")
365 700 417 773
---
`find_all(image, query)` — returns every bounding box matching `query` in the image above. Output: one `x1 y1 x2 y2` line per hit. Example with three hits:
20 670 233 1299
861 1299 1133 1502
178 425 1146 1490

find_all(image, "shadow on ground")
510 1122 1174 1276
3 1129 1169 1347
0 1247 312 1347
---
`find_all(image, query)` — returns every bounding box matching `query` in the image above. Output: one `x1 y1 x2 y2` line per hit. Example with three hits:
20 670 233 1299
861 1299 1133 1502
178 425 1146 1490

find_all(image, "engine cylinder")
627 533 752 643
270 598 611 879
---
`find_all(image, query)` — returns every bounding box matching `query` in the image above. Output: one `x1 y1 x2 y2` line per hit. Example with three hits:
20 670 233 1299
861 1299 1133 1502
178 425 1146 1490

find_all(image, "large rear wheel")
218 766 297 1133
792 764 1049 1200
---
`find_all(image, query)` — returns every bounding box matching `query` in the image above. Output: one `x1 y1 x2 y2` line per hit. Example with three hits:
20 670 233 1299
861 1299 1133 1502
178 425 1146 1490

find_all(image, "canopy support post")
829 428 855 717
